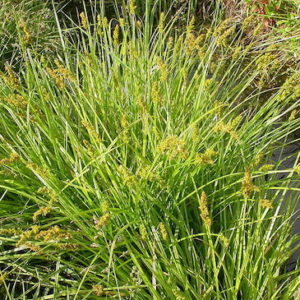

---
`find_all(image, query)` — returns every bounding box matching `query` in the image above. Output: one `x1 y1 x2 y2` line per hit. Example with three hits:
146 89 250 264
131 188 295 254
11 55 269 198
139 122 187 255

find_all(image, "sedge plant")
0 1 299 299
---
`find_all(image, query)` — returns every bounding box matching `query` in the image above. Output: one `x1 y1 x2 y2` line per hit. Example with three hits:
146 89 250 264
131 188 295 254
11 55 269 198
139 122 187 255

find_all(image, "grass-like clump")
0 1 299 299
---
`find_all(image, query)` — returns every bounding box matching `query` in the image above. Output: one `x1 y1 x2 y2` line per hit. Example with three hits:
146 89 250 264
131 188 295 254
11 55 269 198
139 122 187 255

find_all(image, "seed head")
259 164 274 172
119 18 125 27
213 119 239 140
0 272 8 285
158 12 165 34
151 81 162 103
128 0 136 15
93 285 104 296
172 289 185 300
17 226 40 247
36 226 71 242
80 12 88 29
157 136 188 159
101 201 110 213
242 169 259 198
118 165 137 186
95 213 111 230
155 56 168 81
33 206 52 222
289 110 298 121
113 25 120 44
1 64 20 90
159 222 168 240
260 199 273 209
195 148 218 166
82 120 101 143
198 191 212 227
139 224 147 241
0 152 19 166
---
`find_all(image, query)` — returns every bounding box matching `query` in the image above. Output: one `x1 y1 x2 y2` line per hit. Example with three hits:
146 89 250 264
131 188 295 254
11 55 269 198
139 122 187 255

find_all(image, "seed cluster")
199 191 212 227
157 136 188 159
242 169 259 198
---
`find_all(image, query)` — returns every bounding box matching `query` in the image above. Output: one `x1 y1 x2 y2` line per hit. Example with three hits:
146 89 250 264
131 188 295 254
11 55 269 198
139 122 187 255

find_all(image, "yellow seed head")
80 12 88 29
137 97 147 112
191 124 199 141
37 187 58 203
213 18 234 37
19 19 32 44
95 213 111 230
82 120 101 143
241 15 255 32
24 242 41 252
119 18 125 27
155 57 168 82
219 234 229 247
213 101 227 116
242 169 259 198
0 228 21 236
157 136 188 159
56 243 80 250
232 46 242 60
253 153 263 167
33 206 52 222
120 114 130 143
54 60 76 81
186 16 195 36
36 226 71 242
139 224 147 241
217 25 235 46
118 165 136 186
289 110 298 121
93 285 104 296
172 289 185 300
198 191 212 227
278 73 300 102
26 163 49 178
17 225 40 247
195 148 218 166
83 139 96 158
253 23 263 36
46 67 65 89
151 81 162 103
230 116 241 128
136 20 142 28
1 94 28 108
0 272 8 285
159 222 168 240
167 37 174 49
137 165 160 182
213 120 239 140
46 62 75 89
97 16 108 28
121 114 129 129
0 152 19 166
128 41 139 58
185 32 196 55
128 0 136 15
158 12 165 34
101 201 110 213
1 64 20 89
260 199 273 209
259 164 274 172
113 25 120 44
195 33 206 48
